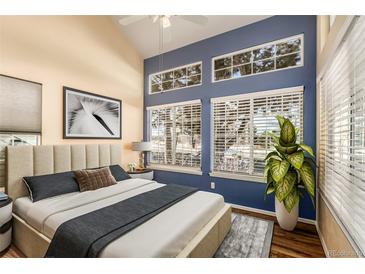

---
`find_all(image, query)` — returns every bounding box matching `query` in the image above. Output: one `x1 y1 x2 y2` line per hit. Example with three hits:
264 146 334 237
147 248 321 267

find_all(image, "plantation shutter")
148 100 201 169
211 86 303 177
212 98 252 174
252 92 304 174
319 16 365 254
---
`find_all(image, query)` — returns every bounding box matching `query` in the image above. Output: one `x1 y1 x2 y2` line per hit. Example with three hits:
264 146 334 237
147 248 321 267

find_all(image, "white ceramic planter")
275 197 299 231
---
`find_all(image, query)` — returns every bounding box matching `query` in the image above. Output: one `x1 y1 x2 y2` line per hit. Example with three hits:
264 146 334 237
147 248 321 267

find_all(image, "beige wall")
316 15 358 257
0 16 144 168
317 194 357 257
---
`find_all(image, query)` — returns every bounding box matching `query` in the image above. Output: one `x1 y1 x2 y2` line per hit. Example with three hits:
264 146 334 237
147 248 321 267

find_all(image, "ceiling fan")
118 15 208 29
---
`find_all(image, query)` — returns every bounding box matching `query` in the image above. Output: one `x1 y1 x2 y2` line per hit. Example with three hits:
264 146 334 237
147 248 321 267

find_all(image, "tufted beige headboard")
5 144 121 200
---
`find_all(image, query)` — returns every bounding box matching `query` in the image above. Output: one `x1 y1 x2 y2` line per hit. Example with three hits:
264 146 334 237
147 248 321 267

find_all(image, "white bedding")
14 178 225 257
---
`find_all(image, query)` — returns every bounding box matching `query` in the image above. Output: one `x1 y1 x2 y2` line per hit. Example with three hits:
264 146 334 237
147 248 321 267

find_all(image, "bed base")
12 204 231 258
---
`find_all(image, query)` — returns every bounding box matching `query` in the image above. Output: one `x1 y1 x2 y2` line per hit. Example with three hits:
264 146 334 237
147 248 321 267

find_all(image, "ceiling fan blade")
151 15 159 23
118 15 148 26
180 15 208 26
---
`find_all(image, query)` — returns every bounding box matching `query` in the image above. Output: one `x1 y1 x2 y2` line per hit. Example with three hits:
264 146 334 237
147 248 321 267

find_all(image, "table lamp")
131 141 152 170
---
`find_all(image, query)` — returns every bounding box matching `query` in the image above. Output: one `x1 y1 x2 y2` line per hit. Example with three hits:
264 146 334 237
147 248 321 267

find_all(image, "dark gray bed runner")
45 184 198 258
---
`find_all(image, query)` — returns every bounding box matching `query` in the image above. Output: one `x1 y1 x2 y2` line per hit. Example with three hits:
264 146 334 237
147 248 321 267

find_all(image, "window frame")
211 34 304 83
209 86 304 182
0 131 41 188
317 16 365 256
148 61 203 95
146 99 202 174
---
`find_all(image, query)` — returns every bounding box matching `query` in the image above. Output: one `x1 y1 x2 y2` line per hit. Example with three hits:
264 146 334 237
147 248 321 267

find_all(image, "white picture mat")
64 88 121 139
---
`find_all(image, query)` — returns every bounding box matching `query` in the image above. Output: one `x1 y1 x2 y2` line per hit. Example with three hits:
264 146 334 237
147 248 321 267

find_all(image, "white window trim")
146 99 201 110
209 171 307 187
210 85 304 103
148 164 203 176
210 85 304 182
211 34 304 83
148 61 203 95
209 171 265 183
147 99 202 171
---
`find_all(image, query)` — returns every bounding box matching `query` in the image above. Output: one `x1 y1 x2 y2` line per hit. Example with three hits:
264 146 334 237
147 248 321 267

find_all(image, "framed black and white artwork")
63 87 121 139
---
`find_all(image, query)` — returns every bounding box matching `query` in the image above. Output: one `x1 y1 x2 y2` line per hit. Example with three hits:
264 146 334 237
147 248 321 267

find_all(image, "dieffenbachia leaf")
267 131 280 145
270 159 290 182
283 188 300 213
275 171 296 202
275 144 298 155
287 151 304 170
280 119 296 144
295 128 300 136
266 181 275 195
299 143 315 158
276 115 286 129
264 172 275 199
264 151 281 162
264 164 270 177
299 161 315 199
304 157 318 168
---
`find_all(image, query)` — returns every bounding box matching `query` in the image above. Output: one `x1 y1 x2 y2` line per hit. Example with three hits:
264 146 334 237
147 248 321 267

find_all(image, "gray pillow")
23 171 80 202
108 165 131 181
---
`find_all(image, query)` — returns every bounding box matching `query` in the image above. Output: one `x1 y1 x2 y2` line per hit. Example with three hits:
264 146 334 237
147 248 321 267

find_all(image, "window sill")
209 172 265 183
147 165 203 176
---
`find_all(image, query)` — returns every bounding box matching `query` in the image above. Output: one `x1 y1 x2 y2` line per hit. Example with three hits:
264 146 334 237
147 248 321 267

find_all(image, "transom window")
147 100 201 169
149 62 202 94
211 86 303 178
212 34 304 82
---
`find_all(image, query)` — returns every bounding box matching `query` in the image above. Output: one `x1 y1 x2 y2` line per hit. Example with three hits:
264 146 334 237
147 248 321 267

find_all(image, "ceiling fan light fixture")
161 16 171 28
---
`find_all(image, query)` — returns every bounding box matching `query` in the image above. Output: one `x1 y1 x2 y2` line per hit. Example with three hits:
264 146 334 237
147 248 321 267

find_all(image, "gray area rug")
214 213 274 258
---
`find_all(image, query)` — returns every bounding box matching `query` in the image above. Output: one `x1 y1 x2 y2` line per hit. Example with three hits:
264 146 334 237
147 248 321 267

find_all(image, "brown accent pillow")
74 167 117 192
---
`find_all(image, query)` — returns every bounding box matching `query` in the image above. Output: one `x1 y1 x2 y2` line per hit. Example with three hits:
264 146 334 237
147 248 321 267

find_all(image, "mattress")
14 178 225 257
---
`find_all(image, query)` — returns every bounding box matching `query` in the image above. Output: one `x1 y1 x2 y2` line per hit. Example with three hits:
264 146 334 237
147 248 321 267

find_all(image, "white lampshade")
131 141 152 152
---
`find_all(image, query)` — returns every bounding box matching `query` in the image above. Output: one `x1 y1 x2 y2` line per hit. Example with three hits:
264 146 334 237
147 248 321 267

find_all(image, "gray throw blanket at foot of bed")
45 184 198 258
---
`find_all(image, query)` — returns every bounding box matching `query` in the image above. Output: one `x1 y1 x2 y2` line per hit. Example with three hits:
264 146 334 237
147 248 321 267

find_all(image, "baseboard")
230 203 316 225
316 222 330 258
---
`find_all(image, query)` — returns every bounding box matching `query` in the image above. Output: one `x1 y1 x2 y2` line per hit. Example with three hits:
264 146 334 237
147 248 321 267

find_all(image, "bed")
5 144 231 258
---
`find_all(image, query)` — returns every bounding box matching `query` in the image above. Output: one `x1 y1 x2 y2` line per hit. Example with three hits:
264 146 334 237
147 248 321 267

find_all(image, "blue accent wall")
143 16 317 220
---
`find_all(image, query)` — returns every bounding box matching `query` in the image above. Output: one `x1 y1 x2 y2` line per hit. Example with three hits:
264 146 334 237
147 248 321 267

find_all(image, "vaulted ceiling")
112 16 271 59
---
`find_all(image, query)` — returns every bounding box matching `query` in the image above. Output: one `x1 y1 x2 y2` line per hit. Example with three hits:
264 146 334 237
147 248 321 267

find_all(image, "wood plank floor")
0 244 24 258
0 208 325 258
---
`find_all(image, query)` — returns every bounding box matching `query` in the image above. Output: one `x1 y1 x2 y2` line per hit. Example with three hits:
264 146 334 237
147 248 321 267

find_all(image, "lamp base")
138 152 145 169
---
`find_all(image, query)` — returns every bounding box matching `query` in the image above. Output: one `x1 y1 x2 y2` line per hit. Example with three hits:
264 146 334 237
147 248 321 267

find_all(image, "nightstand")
128 169 154 180
0 197 13 252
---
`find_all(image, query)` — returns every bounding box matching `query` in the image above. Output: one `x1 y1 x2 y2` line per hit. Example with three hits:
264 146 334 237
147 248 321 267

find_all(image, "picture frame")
63 86 122 139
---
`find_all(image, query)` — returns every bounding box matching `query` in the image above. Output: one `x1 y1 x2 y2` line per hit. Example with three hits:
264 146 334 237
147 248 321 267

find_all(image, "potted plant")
264 115 315 231
128 163 137 172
